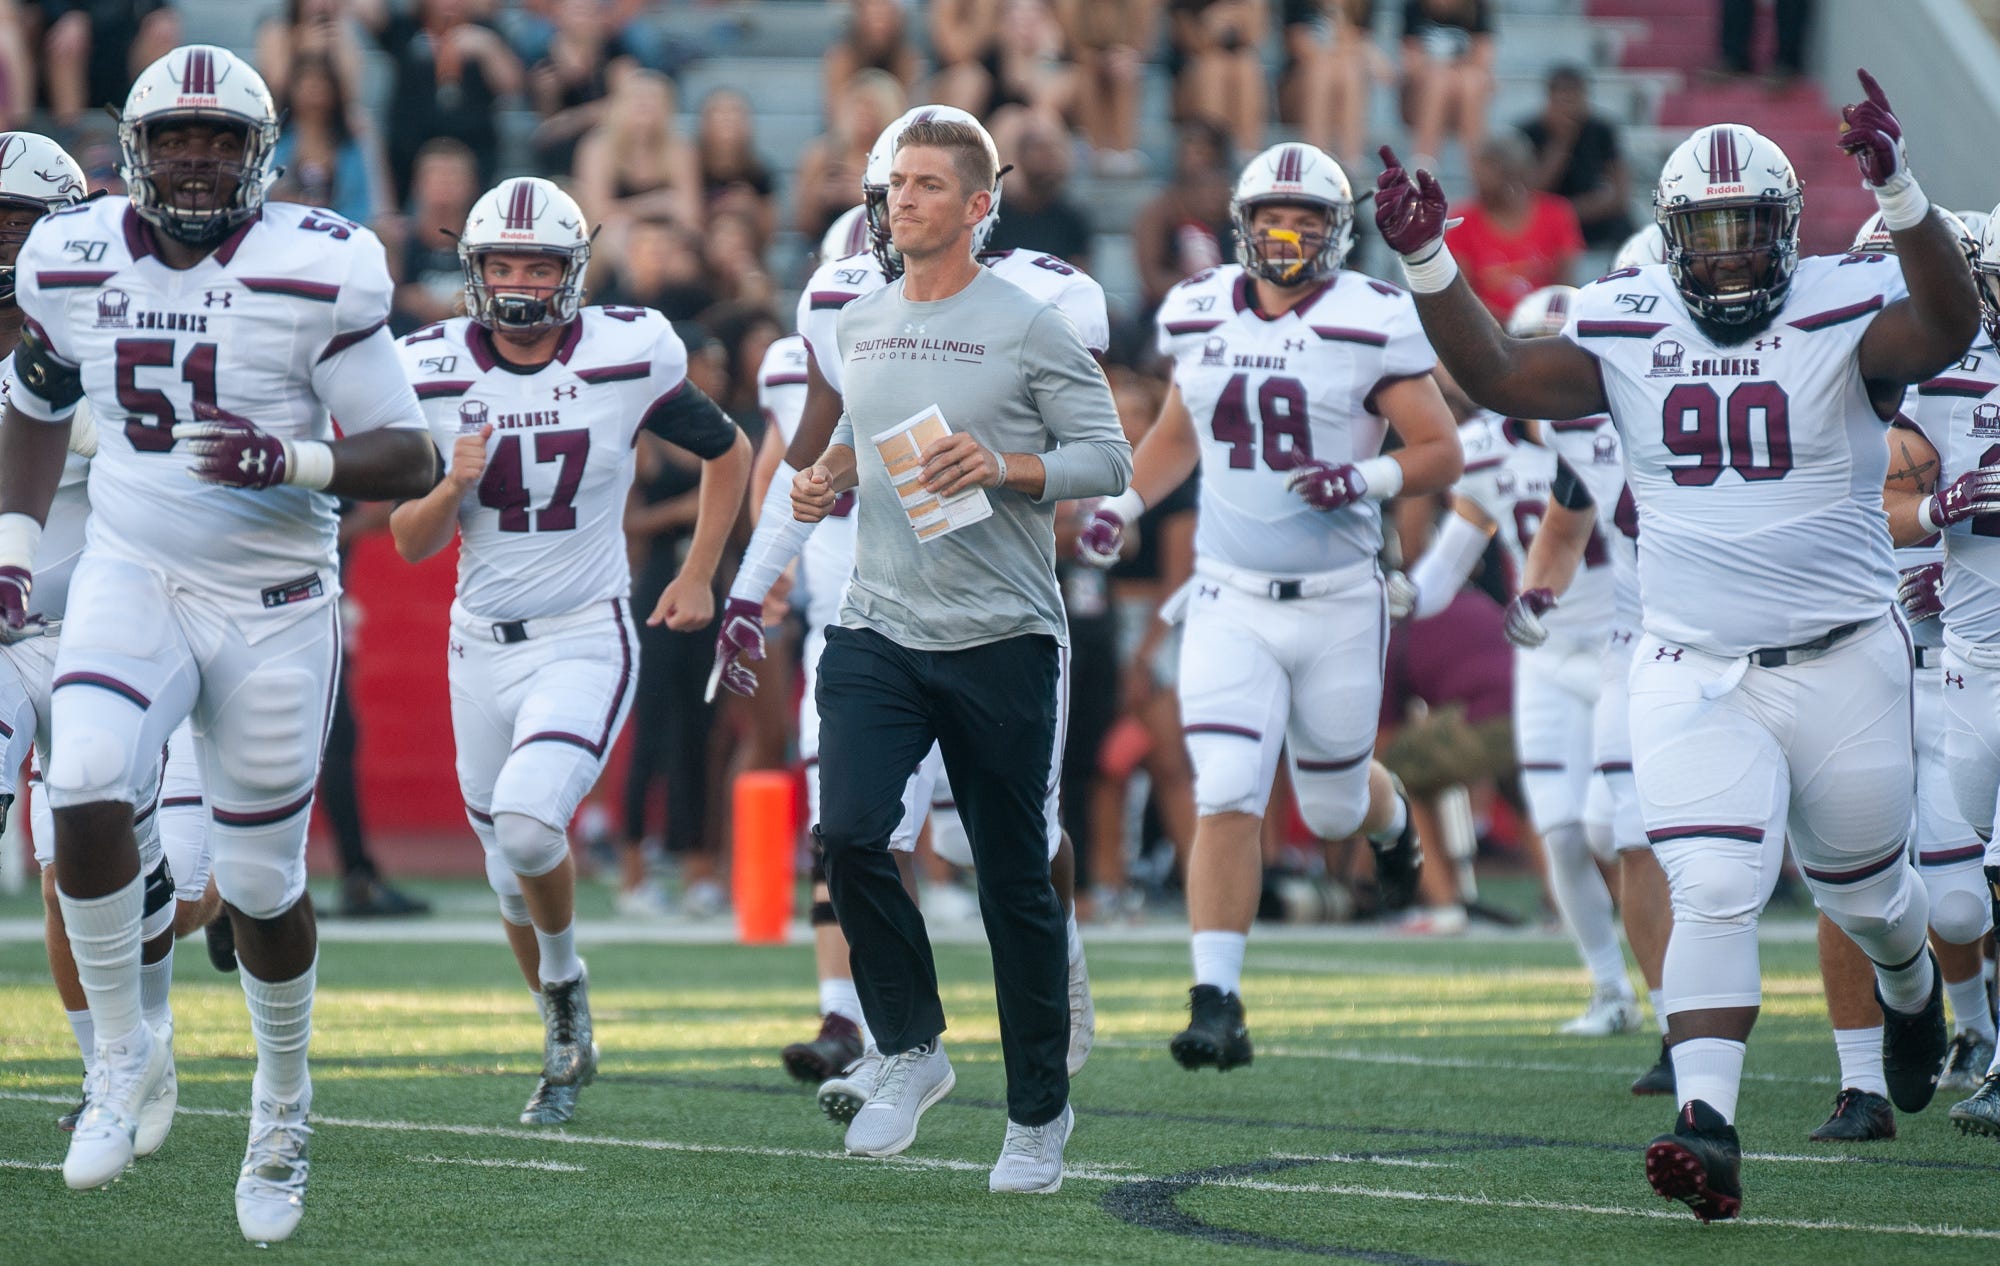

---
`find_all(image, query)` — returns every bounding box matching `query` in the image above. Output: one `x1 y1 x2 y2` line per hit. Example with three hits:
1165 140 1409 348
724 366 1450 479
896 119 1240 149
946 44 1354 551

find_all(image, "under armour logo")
1611 630 1633 645
237 451 267 475
1948 671 1966 689
552 384 578 401
1655 646 1683 662
1754 336 1781 351
1199 585 1220 599
449 640 465 658
203 290 231 308
1283 338 1307 352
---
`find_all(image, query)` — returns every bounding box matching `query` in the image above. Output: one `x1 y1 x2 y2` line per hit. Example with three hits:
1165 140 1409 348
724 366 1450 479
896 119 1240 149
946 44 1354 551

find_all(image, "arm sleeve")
641 380 740 459
1407 511 1492 620
1551 456 1597 510
312 230 425 434
1022 304 1132 503
728 463 819 603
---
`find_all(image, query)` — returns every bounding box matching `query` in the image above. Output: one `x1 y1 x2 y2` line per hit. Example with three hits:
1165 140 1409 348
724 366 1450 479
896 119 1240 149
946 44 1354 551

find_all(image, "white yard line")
0 1091 1988 1241
410 1154 585 1173
0 1158 61 1171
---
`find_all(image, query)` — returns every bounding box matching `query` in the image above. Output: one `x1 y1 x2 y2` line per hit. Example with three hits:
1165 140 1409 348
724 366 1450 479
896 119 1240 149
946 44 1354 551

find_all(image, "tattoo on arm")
1893 439 1939 492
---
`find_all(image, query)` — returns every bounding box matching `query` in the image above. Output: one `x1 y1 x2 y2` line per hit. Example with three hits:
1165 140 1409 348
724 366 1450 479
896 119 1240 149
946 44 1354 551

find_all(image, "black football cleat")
1808 1088 1896 1141
782 1012 863 1084
204 911 238 973
1645 1099 1742 1223
1370 785 1423 913
1631 1038 1676 1096
1170 984 1253 1071
1877 949 1948 1113
1950 1071 2000 1138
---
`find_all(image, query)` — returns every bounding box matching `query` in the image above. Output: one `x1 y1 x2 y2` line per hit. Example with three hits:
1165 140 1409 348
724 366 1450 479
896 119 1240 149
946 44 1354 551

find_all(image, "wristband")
0 511 42 570
1873 170 1930 232
1355 455 1406 501
1918 494 1945 536
283 439 336 491
1098 488 1146 522
1399 241 1460 294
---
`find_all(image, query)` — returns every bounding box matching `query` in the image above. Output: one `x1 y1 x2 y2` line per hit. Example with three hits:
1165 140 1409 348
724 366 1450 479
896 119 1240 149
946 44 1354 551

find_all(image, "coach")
792 116 1130 1191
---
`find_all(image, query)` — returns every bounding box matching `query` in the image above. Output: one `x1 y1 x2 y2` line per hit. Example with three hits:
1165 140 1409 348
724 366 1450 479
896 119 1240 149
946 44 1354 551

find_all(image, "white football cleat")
1066 940 1095 1077
989 1104 1073 1193
235 1080 312 1244
63 1022 168 1190
1560 986 1643 1037
133 1027 178 1157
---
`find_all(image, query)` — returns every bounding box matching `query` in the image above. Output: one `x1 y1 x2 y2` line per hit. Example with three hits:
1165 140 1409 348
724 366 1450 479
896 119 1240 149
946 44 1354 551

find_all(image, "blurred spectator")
1131 119 1235 318
700 302 784 426
986 108 1094 271
1717 0 1810 86
792 67 904 241
257 0 374 119
1056 0 1158 175
1167 0 1266 157
506 0 662 72
701 209 775 309
372 0 524 205
594 218 715 320
928 0 1001 114
270 54 389 228
573 68 703 234
1282 0 1384 171
824 0 920 120
41 0 181 127
525 0 640 175
696 89 777 247
387 137 478 335
946 0 1076 122
1518 66 1633 250
1400 0 1492 172
1451 130 1582 321
0 1 33 128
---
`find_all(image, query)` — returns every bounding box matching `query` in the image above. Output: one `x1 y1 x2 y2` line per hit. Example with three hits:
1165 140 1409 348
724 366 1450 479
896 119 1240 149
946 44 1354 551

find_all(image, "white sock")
1671 1036 1746 1123
58 876 145 1044
241 958 315 1104
820 977 863 1026
1191 930 1247 995
1065 910 1084 964
65 1007 95 1073
1831 1025 1888 1096
1368 790 1409 843
1947 972 1997 1042
141 944 173 1032
1649 989 1669 1035
535 921 582 987
1542 823 1628 993
1875 950 1936 1015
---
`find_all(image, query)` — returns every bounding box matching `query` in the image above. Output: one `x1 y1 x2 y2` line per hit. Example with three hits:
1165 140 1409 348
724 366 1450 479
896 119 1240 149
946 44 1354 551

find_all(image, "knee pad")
1657 836 1764 927
1292 762 1370 841
210 825 308 920
496 891 530 926
1190 734 1269 818
45 722 142 807
483 848 527 926
493 811 569 879
1930 880 1993 945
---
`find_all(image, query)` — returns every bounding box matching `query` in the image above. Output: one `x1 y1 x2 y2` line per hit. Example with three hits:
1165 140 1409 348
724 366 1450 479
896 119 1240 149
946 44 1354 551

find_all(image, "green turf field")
3 890 1996 1265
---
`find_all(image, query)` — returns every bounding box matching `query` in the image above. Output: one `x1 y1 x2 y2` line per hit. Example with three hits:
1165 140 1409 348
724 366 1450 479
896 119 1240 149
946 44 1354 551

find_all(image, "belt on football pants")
1748 620 1863 668
451 599 626 646
1914 644 1941 670
1194 557 1375 602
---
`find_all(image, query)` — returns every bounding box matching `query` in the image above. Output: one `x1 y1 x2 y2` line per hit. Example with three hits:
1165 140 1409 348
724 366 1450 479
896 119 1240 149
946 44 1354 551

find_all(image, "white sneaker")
1560 986 1643 1036
1067 941 1095 1077
680 879 727 919
989 1103 1073 1193
64 1022 168 1190
843 1042 954 1157
818 1048 883 1124
919 881 979 925
236 1080 312 1244
133 1025 178 1157
614 883 672 919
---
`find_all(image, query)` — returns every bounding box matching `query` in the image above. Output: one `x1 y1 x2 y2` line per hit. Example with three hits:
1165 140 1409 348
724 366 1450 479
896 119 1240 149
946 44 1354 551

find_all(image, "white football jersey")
403 307 734 621
756 333 853 631
1562 255 1907 656
1536 412 1641 626
1454 412 1615 639
12 199 424 626
1154 264 1436 575
0 350 89 621
1908 337 2000 645
796 248 1111 394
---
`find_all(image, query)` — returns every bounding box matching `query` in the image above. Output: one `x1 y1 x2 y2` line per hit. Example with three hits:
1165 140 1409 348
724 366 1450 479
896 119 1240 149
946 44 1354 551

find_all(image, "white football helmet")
0 132 85 302
862 105 1002 279
1653 123 1802 335
819 204 869 263
1505 285 1579 339
1972 201 2000 347
119 45 278 247
1612 223 1666 270
1849 207 1976 265
1230 142 1354 286
458 177 591 331
1958 209 1991 247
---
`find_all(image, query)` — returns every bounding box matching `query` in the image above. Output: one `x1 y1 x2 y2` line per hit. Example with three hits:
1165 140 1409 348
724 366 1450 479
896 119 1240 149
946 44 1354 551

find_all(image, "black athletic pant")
816 624 1069 1125
319 661 374 883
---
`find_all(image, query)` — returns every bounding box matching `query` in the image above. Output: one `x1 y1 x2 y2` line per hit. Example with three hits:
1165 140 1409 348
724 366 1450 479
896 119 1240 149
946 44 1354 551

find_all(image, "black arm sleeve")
1551 456 1597 511
640 381 740 459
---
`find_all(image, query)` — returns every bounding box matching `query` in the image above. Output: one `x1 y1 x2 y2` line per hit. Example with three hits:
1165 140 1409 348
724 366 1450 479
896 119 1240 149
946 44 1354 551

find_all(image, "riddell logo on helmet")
1705 184 1747 195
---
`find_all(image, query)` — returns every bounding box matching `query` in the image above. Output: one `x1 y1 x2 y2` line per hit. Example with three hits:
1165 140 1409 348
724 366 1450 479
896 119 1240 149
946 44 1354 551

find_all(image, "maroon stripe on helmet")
242 277 340 303
1787 294 1885 332
1274 146 1301 184
503 182 535 232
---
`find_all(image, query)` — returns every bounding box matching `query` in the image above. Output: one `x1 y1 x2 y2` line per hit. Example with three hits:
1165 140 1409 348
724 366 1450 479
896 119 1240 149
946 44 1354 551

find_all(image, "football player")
1395 286 1643 1041
1373 72 1976 1219
714 107 1110 1118
0 47 438 1242
1077 140 1458 1071
390 177 749 1127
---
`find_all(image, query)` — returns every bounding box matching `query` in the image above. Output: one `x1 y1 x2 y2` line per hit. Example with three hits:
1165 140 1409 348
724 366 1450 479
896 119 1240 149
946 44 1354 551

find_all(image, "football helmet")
1505 285 1579 339
119 45 278 247
820 204 868 263
458 176 591 332
0 133 85 302
1849 207 1976 266
862 105 1001 279
1972 201 2000 347
1959 209 1992 247
1654 123 1802 336
1231 142 1354 286
1613 223 1666 270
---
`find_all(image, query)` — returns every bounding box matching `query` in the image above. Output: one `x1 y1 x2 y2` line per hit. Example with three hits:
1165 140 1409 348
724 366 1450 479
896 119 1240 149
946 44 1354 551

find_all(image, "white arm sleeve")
1406 511 1493 621
728 461 819 603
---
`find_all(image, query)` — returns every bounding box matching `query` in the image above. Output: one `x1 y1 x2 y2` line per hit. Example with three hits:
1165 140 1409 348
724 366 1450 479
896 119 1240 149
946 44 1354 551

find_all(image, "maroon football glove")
1838 69 1907 187
174 400 290 490
1503 588 1558 649
1896 561 1944 624
711 597 765 697
1375 145 1450 256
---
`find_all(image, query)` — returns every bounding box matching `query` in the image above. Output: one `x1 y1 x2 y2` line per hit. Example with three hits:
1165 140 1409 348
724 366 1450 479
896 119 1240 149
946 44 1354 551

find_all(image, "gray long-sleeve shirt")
829 267 1131 650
